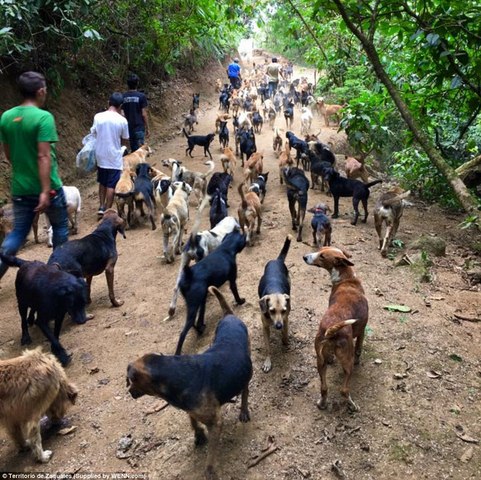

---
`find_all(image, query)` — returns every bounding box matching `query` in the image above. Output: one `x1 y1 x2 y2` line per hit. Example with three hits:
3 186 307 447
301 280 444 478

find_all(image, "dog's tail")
208 286 234 316
200 160 215 179
238 182 247 209
381 190 411 207
366 179 382 189
278 235 292 262
324 319 357 339
182 128 190 139
0 253 25 268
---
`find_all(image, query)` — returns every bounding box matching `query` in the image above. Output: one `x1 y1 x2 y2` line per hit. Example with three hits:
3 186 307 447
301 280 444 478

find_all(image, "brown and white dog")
344 155 369 183
374 187 410 257
0 348 78 463
303 247 368 412
161 182 192 263
237 182 261 247
122 144 152 172
220 147 237 180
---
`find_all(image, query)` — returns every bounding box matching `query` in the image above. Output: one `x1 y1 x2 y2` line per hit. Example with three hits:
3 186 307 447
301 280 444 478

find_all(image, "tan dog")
317 98 344 127
215 78 223 92
303 247 368 412
0 348 78 463
215 113 231 133
244 151 263 185
273 127 283 155
115 168 135 229
161 182 192 263
278 142 293 184
237 183 261 246
220 147 237 179
122 144 152 171
374 187 411 257
258 236 291 372
345 156 369 183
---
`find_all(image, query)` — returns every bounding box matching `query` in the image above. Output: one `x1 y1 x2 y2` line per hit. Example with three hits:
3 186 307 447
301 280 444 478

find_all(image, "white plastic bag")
76 133 97 173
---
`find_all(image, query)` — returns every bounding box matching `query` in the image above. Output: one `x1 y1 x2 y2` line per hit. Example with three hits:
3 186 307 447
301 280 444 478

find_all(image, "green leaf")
384 305 412 313
449 353 463 362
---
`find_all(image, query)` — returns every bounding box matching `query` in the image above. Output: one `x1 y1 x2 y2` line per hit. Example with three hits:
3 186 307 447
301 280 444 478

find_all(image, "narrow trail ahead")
0 56 479 480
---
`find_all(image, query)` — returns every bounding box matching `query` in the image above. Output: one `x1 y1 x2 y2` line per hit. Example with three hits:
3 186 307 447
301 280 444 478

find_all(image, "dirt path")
0 57 480 479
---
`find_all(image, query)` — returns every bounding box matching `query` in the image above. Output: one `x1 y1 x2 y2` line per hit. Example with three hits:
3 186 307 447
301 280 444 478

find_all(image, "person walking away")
91 92 129 216
122 74 149 152
266 57 284 98
227 58 242 89
0 71 68 280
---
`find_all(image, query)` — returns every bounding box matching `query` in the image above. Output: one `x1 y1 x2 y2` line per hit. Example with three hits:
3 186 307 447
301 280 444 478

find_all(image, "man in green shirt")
0 71 68 279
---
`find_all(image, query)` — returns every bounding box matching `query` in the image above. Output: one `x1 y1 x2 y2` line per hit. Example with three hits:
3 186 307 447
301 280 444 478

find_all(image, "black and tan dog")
127 286 251 480
282 167 309 242
0 348 78 463
183 128 215 160
133 162 157 230
0 254 88 366
48 209 125 308
308 203 332 247
258 235 291 373
175 230 246 354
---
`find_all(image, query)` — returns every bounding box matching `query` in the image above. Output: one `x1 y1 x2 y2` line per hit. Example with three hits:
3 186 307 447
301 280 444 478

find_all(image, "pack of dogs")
0 60 415 479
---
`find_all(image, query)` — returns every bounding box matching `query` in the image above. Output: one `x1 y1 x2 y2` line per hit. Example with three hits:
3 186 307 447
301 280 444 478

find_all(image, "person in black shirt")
122 74 149 152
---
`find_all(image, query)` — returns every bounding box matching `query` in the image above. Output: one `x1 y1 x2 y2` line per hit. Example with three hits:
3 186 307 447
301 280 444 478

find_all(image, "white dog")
300 106 313 135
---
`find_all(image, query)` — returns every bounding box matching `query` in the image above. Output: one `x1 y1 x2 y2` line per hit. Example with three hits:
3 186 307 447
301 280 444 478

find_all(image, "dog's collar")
249 183 260 195
313 207 327 214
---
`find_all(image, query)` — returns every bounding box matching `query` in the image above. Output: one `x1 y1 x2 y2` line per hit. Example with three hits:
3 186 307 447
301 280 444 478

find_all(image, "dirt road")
0 58 480 479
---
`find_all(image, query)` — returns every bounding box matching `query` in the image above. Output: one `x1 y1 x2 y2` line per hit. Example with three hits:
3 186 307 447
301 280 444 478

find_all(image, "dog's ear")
259 296 269 313
336 257 354 267
67 383 79 405
284 294 291 307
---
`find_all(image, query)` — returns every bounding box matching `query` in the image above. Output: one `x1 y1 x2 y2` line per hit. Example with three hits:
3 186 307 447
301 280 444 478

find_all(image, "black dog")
252 111 263 133
308 203 332 247
282 167 309 242
183 128 215 160
219 89 230 113
192 93 200 110
48 209 126 308
0 254 88 366
219 121 229 149
176 230 246 355
306 147 335 191
324 168 382 225
286 131 308 168
239 128 257 167
207 172 232 204
209 189 228 229
249 172 269 204
127 286 252 480
134 162 156 230
283 99 294 129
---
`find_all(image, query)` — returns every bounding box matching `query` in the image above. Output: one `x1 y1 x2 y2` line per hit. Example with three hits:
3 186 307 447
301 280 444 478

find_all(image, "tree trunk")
331 0 479 213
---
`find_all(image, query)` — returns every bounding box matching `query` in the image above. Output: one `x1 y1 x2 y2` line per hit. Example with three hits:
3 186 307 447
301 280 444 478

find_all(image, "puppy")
133 163 157 230
308 203 332 247
115 168 135 229
176 230 246 354
220 147 237 180
345 156 369 183
210 189 228 229
183 108 198 134
0 348 78 463
161 182 192 263
258 236 291 372
167 216 240 319
249 172 269 204
183 128 215 160
303 247 368 411
244 151 264 185
127 286 251 480
323 168 382 225
122 144 152 171
0 254 88 366
237 183 262 247
48 209 125 308
218 121 229 149
374 187 411 257
282 167 309 242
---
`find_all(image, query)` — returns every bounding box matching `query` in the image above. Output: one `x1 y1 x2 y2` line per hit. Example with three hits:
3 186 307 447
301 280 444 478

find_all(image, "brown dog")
345 156 369 183
244 151 263 185
278 142 293 184
303 247 368 411
115 168 135 229
220 146 237 180
374 187 410 257
122 144 152 171
237 183 261 246
317 99 344 127
0 348 78 463
215 112 231 133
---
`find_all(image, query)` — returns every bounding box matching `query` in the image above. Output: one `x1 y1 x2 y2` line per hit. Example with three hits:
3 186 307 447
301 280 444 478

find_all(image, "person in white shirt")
91 92 129 215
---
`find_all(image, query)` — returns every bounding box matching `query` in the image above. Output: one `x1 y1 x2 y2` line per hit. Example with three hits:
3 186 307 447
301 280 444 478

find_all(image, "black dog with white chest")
308 203 332 247
127 286 252 480
282 167 309 242
176 230 246 355
183 128 215 160
249 172 269 204
0 254 88 366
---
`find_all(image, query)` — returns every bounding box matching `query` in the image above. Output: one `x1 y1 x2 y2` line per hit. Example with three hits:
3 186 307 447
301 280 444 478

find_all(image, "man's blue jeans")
129 129 145 153
268 81 279 98
0 188 69 279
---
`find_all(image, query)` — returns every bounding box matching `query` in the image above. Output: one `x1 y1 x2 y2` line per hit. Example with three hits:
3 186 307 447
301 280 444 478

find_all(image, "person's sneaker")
97 207 105 216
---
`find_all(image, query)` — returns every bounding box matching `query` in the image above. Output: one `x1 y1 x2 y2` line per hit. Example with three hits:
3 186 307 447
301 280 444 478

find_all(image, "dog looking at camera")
0 348 78 463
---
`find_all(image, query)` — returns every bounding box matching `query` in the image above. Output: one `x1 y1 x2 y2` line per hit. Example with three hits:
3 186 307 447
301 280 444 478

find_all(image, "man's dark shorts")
97 167 121 188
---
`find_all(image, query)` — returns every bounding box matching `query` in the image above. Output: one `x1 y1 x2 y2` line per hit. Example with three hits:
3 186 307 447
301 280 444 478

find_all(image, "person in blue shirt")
227 58 242 89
